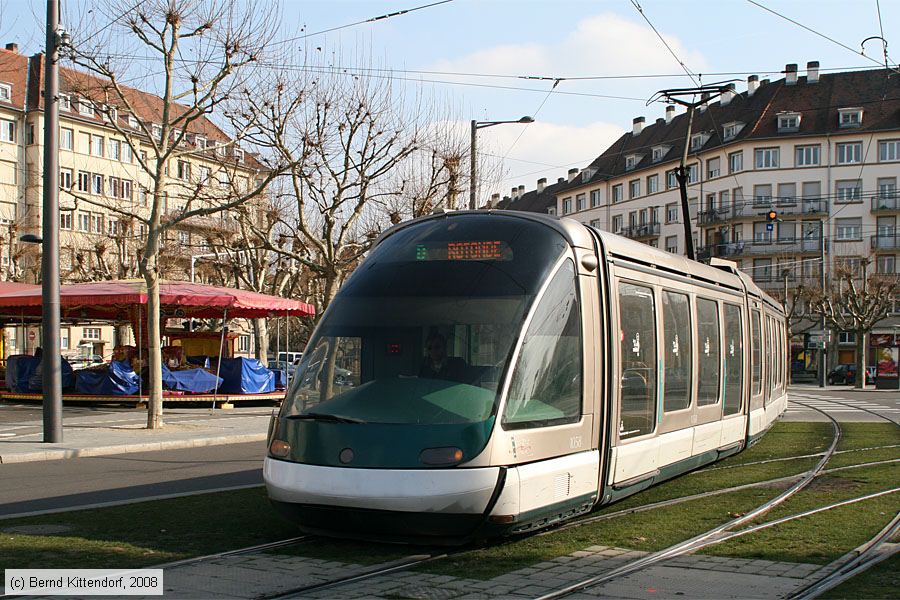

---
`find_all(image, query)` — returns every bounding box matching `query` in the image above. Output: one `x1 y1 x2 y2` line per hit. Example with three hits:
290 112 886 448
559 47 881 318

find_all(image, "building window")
666 170 677 189
612 184 623 203
109 139 121 161
152 124 162 140
92 174 103 195
0 119 15 143
0 83 11 101
77 171 90 192
546 206 556 216
690 133 707 151
77 212 90 232
754 147 779 169
665 235 678 253
838 108 862 128
836 142 862 164
83 327 101 340
652 146 668 162
876 255 896 274
686 163 698 184
121 179 132 200
122 143 133 163
777 113 801 132
722 122 743 140
879 140 900 162
647 174 658 194
78 132 90 154
562 197 572 214
108 177 120 198
590 189 601 208
612 215 623 233
589 219 601 228
625 155 637 170
835 179 862 203
58 93 70 111
629 179 640 199
835 218 862 240
574 193 585 211
60 127 73 151
177 160 191 181
78 99 94 116
91 135 104 157
59 168 72 191
729 151 743 173
707 157 720 179
179 230 190 245
795 144 820 167
108 219 119 236
128 115 140 129
60 211 72 230
234 148 245 163
91 213 104 234
25 123 34 145
666 203 678 224
777 182 797 204
753 184 772 206
196 135 207 149
753 221 772 242
238 334 251 353
753 258 773 282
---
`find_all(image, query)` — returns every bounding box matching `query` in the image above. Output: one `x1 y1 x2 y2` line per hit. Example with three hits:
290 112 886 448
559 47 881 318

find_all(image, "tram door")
748 304 766 431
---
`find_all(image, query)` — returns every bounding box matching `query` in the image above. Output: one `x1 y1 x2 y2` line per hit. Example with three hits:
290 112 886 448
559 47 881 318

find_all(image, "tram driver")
419 331 469 383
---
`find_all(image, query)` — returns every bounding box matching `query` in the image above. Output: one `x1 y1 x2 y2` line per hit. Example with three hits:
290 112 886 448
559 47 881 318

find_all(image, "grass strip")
826 423 900 469
415 488 779 580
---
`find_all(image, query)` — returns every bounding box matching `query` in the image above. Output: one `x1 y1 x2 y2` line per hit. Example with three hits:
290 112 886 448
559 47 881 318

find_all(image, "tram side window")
751 310 762 395
503 259 582 429
723 304 743 416
697 298 721 406
662 290 692 413
766 316 774 393
618 282 657 439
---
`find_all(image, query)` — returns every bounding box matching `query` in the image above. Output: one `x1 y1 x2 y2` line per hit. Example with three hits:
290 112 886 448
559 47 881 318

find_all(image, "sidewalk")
0 403 272 464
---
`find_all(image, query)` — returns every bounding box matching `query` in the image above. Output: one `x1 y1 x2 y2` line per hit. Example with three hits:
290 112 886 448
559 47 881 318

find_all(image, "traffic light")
767 210 778 223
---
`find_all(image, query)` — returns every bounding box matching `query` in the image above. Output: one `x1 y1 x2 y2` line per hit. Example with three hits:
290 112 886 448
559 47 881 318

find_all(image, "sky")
1 0 897 197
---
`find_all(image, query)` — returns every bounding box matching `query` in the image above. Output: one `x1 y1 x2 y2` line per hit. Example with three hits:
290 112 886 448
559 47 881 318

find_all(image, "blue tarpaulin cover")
23 356 75 392
217 358 275 394
75 360 141 396
270 369 286 389
160 365 222 393
6 355 39 392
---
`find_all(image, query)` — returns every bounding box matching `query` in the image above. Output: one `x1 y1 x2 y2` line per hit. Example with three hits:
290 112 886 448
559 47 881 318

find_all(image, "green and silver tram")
264 211 788 543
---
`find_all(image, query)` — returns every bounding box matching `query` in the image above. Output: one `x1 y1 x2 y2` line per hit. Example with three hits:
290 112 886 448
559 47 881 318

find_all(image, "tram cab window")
618 282 657 439
723 303 743 415
662 291 692 413
697 298 721 406
751 310 762 395
503 259 582 429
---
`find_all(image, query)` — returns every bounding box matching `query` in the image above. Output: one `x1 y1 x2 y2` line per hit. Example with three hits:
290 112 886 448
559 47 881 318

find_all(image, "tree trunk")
253 317 269 366
141 261 164 429
855 329 866 390
786 326 793 386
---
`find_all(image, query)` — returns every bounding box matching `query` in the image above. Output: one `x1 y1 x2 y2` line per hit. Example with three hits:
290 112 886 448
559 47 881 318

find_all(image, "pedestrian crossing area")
786 391 900 422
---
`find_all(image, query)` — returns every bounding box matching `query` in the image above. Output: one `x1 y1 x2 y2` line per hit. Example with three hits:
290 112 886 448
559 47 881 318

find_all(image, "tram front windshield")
281 216 567 425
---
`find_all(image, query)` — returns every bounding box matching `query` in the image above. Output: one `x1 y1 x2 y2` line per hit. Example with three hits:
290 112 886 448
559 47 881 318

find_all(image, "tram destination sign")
415 240 513 262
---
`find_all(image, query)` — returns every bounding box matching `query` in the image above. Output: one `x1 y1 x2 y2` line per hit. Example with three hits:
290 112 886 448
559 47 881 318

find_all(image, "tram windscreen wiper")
287 412 367 424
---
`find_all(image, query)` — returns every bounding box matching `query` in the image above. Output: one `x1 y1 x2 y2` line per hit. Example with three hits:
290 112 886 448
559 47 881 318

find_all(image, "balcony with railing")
871 233 900 250
750 196 828 217
699 236 827 259
622 222 661 241
871 193 900 214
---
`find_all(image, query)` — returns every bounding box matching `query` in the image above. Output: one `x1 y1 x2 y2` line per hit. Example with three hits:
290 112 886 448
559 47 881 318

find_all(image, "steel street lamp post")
469 116 534 210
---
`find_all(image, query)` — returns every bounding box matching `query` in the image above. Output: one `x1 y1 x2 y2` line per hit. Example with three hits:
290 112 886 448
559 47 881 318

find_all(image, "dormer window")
777 112 801 132
651 145 670 162
625 154 640 170
690 133 710 151
78 99 94 116
581 167 597 182
722 121 744 141
0 84 10 102
128 115 140 129
839 108 863 128
59 93 71 111
234 148 245 163
195 135 207 149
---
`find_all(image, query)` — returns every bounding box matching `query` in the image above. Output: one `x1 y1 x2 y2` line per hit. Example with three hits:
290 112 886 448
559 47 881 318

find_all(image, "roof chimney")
699 92 710 112
517 185 525 197
761 78 770 86
665 105 676 124
4 43 18 53
537 177 547 193
807 60 820 84
720 83 736 106
785 63 798 85
490 193 501 207
557 177 565 184
511 186 519 200
632 116 645 135
747 75 759 96
567 168 579 182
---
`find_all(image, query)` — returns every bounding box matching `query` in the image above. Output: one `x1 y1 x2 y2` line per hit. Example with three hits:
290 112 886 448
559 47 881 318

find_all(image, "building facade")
506 62 900 369
0 43 262 361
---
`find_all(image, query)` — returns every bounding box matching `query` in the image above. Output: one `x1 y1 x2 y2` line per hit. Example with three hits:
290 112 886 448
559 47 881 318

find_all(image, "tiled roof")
496 178 570 213
0 48 29 110
557 67 900 193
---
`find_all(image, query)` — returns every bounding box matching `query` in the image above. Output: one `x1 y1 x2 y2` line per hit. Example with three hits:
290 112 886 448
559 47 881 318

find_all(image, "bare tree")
808 257 899 389
66 0 288 428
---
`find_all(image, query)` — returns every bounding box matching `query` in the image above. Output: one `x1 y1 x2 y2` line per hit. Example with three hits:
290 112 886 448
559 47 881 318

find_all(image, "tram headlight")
269 439 291 458
419 446 464 465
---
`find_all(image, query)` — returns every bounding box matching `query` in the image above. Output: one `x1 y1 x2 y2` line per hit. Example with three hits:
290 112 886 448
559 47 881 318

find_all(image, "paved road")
785 385 900 423
0 441 264 519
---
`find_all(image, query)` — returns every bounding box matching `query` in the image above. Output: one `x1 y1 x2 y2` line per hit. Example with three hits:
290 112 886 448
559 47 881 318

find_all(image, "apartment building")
0 43 262 360
505 62 900 368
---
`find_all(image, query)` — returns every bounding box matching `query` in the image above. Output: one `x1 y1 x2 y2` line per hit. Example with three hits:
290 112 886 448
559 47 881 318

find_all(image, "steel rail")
536 400 842 600
790 512 900 599
153 535 312 569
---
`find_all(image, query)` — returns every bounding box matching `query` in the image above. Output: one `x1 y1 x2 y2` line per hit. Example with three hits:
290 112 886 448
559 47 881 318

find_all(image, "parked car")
827 363 874 385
